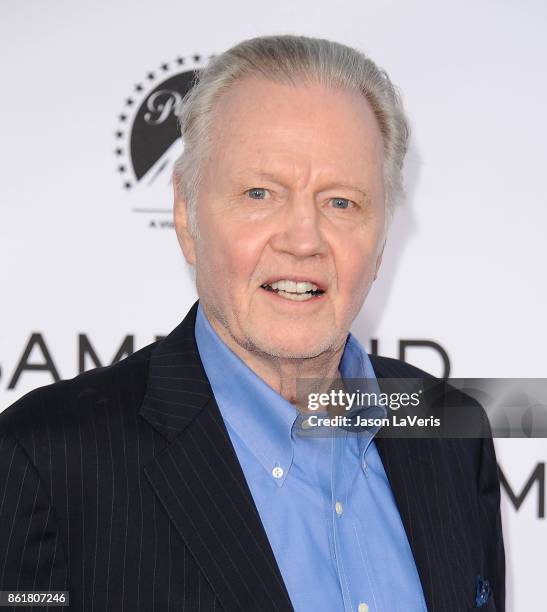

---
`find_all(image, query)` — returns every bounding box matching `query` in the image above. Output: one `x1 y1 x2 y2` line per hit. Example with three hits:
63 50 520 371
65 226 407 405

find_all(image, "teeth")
270 280 319 293
261 279 323 302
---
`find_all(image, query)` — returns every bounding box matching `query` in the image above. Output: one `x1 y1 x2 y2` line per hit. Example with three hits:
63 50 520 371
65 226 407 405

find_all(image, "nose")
269 194 327 259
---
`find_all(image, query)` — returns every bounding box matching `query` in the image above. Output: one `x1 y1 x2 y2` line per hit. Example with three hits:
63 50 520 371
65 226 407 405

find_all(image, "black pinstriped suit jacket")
0 302 504 611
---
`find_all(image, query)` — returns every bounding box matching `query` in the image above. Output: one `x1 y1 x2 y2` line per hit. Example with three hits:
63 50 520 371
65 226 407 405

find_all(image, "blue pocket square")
475 575 492 607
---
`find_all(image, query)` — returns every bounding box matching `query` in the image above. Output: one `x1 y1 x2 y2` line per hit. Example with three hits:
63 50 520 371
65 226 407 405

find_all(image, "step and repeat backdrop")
1 0 546 609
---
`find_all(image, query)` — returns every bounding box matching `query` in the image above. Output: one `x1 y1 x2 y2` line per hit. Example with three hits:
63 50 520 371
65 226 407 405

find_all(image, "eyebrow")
236 169 370 199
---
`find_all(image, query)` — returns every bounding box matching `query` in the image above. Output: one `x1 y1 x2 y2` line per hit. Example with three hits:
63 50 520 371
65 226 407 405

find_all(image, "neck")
204 310 347 412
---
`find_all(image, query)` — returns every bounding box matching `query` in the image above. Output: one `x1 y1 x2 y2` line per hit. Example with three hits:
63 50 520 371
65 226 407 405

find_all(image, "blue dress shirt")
195 304 427 612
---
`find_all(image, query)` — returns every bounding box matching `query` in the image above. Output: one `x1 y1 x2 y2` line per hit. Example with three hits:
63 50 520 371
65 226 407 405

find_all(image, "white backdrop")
1 1 546 609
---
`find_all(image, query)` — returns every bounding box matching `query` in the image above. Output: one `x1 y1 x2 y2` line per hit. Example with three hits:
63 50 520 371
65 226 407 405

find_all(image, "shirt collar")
194 303 384 478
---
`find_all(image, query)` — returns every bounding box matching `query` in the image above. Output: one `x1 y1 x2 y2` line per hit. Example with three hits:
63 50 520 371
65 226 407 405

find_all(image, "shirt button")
335 501 343 515
358 603 369 612
272 466 284 479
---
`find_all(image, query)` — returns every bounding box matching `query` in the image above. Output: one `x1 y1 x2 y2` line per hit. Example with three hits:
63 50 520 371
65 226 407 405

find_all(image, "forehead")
207 76 384 183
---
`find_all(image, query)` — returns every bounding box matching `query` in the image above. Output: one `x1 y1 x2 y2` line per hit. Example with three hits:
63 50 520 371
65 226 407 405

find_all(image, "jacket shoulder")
369 354 438 381
0 341 159 442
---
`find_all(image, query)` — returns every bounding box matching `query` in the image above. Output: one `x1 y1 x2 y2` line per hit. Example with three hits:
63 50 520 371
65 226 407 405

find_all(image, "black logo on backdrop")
114 54 211 225
500 462 545 519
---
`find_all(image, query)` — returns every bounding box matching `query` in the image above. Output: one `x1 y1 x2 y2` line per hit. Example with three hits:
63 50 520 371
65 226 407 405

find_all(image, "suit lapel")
370 355 467 612
140 302 293 612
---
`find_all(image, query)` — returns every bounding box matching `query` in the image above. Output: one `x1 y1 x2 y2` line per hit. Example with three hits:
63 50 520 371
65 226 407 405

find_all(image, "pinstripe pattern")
0 301 504 611
371 357 505 612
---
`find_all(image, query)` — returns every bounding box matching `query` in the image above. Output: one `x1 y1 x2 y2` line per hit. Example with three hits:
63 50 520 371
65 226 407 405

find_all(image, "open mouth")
260 279 325 302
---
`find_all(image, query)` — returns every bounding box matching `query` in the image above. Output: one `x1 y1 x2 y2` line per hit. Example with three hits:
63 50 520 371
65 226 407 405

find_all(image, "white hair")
173 34 409 237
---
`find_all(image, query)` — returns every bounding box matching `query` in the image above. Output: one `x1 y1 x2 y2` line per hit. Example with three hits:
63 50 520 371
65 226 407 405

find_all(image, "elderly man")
0 35 504 611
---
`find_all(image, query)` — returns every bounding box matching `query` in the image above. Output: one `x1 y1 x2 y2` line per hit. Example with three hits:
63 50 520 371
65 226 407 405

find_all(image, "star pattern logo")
114 54 213 194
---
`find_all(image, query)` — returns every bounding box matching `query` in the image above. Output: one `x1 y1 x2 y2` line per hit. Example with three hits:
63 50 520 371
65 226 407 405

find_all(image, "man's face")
175 77 386 359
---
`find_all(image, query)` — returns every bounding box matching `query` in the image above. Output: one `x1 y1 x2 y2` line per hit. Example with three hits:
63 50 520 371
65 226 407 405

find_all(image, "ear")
373 240 385 281
173 174 196 266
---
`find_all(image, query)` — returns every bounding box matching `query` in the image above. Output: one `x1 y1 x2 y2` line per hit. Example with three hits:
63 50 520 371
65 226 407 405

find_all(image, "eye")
246 187 268 200
330 197 354 210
